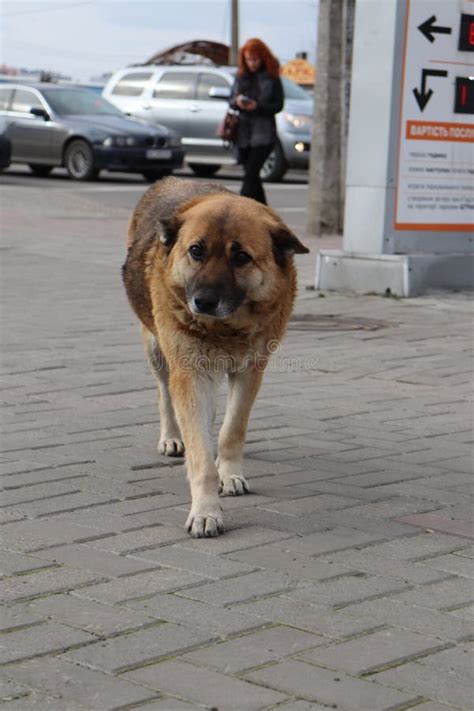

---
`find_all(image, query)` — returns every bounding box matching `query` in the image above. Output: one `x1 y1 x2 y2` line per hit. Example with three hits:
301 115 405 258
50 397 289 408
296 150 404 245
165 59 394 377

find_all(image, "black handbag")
217 110 239 144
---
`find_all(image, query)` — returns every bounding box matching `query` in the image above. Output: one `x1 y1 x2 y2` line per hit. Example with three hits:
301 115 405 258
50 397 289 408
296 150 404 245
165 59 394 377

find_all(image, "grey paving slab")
31 543 160 578
24 593 157 637
421 553 474 579
0 567 104 604
269 527 385 556
0 518 115 553
130 543 256 578
0 622 95 665
350 533 470 562
336 598 474 642
372 661 473 708
176 570 295 606
258 493 362 515
232 596 382 639
273 702 329 711
177 526 295 554
63 623 217 673
124 659 287 710
405 704 463 711
225 504 330 535
416 642 474 677
182 625 326 673
0 551 54 577
0 691 86 710
0 608 43 634
243 658 418 709
0 678 31 704
0 657 158 709
398 512 474 539
448 604 474 621
72 568 207 604
82 514 226 554
126 592 267 637
299 628 451 675
284 573 411 608
317 548 450 585
126 700 205 711
225 544 354 581
389 577 474 611
4 491 119 518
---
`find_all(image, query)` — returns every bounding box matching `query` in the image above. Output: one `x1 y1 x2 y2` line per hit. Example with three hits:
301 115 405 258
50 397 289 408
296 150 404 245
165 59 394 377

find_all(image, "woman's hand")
236 95 257 111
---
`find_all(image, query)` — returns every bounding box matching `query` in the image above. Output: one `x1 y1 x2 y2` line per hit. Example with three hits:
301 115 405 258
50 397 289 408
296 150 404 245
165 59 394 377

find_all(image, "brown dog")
123 177 308 537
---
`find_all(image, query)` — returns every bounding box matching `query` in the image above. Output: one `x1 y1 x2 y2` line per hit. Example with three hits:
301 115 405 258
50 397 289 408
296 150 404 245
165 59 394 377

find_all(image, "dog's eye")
189 243 205 261
233 250 252 266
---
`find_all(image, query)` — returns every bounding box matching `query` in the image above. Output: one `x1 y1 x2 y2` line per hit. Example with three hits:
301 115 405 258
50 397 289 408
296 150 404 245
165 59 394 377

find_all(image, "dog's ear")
271 225 309 267
156 216 179 247
157 194 210 248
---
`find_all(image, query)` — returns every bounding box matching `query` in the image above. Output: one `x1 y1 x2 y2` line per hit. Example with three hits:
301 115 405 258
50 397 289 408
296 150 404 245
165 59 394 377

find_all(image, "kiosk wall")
316 0 474 295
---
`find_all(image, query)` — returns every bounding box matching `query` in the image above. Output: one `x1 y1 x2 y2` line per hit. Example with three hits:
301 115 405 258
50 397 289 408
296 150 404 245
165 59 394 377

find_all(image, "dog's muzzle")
188 286 245 319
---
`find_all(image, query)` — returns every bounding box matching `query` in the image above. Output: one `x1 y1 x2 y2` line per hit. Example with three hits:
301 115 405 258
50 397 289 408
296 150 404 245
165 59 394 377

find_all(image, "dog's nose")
193 294 219 315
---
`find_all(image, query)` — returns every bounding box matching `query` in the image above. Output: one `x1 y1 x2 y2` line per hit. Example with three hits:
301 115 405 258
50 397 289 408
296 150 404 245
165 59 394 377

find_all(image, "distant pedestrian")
230 38 284 204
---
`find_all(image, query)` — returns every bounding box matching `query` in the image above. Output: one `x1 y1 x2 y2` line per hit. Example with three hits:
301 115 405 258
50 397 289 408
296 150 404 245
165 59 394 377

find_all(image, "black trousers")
239 144 273 205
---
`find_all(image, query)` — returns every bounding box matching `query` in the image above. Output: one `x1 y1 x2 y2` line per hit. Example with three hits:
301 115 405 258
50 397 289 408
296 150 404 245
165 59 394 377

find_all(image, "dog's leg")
169 369 224 537
142 327 184 457
217 367 264 496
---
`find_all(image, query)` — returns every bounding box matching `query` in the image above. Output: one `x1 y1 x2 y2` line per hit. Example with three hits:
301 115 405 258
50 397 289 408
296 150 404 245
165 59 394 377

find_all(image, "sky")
1 0 319 81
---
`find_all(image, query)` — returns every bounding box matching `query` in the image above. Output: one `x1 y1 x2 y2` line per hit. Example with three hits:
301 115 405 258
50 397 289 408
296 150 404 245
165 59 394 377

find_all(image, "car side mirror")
30 107 50 121
209 86 231 100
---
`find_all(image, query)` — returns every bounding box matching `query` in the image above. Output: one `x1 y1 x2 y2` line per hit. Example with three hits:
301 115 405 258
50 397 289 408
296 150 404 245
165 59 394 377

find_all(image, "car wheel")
29 164 53 177
64 140 98 181
260 142 287 182
142 170 172 183
189 164 220 178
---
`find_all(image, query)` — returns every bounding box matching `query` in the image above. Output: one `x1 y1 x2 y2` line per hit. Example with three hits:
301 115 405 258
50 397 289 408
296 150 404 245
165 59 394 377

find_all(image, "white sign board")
395 0 474 232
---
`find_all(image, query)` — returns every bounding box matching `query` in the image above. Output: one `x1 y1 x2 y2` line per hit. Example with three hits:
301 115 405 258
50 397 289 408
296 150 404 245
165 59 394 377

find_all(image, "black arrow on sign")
418 15 452 43
413 69 448 111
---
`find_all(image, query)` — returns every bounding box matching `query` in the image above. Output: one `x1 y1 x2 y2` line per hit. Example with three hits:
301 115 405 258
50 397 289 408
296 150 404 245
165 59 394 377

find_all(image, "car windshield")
41 88 123 116
281 77 311 100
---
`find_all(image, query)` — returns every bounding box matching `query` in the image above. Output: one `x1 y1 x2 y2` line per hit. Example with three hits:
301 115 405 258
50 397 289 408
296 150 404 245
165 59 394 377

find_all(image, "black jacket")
230 69 284 148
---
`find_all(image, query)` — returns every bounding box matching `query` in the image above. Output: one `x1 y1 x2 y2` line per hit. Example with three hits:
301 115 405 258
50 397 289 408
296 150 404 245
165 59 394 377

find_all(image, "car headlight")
282 112 312 131
102 136 137 147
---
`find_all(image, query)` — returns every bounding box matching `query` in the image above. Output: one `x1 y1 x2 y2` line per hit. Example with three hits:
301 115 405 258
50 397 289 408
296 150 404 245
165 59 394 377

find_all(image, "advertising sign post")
316 0 474 295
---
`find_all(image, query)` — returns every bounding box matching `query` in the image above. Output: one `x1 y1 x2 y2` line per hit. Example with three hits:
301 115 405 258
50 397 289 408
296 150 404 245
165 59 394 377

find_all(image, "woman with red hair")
229 38 284 204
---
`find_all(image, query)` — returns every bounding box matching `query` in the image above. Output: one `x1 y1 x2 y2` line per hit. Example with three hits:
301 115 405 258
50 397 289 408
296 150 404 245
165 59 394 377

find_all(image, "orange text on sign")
406 121 474 142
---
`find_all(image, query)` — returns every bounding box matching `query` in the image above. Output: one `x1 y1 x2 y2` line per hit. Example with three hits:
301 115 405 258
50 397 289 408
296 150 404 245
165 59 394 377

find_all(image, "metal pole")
230 0 239 65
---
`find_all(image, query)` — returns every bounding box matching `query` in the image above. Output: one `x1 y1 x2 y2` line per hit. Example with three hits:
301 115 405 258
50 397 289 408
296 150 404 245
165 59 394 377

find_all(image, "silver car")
102 65 313 181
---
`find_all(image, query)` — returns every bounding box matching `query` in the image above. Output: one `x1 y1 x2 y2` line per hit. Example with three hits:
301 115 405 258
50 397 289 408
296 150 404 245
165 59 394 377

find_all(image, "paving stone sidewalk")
0 182 473 710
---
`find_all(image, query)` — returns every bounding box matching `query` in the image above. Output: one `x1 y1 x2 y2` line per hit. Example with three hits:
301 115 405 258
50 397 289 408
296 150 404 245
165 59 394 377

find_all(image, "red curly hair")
237 38 280 78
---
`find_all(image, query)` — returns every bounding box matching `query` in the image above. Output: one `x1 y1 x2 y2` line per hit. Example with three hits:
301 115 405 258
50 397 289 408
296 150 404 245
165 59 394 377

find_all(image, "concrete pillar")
306 0 355 235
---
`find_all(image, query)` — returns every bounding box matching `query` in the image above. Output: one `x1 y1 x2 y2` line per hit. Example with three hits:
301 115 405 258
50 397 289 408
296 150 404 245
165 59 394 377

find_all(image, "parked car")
103 65 313 181
0 84 184 181
0 118 12 171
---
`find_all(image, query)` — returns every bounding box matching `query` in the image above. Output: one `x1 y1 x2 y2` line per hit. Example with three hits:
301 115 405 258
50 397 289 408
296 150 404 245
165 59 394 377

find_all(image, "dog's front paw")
219 475 249 496
185 500 224 538
217 461 249 496
158 437 185 457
